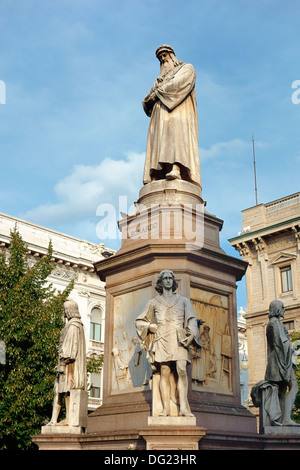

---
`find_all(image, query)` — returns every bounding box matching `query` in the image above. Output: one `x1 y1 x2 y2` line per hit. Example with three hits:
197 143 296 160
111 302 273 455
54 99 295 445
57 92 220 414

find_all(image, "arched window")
90 307 102 342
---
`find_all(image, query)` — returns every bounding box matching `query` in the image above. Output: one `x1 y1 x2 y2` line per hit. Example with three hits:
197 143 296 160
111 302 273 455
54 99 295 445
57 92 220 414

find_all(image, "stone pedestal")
140 421 207 450
69 389 88 428
148 415 197 426
263 426 300 436
141 417 206 450
86 180 257 445
41 425 84 435
34 180 259 450
40 389 88 435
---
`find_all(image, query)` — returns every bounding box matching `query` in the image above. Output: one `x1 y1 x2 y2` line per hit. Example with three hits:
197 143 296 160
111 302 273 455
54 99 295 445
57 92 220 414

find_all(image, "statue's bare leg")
176 360 194 417
57 393 70 425
282 369 300 425
47 388 62 425
159 364 171 416
277 381 287 423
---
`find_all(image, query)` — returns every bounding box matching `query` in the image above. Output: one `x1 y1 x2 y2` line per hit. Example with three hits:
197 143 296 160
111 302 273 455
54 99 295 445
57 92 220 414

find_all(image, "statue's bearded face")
158 51 176 73
158 51 171 64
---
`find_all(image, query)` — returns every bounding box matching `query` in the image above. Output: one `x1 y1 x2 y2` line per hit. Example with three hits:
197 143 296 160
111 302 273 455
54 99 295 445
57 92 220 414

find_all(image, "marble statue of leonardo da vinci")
142 45 201 188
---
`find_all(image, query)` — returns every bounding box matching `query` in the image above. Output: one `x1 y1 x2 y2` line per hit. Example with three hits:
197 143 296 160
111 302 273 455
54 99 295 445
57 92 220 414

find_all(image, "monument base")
41 424 85 435
87 180 258 444
139 424 206 450
33 426 300 450
263 425 300 436
148 416 197 426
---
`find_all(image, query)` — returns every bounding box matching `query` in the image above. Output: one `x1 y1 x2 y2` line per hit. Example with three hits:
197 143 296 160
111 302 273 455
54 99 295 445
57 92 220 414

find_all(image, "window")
283 320 295 331
90 322 101 342
280 266 293 293
91 386 100 398
89 372 101 398
90 307 102 342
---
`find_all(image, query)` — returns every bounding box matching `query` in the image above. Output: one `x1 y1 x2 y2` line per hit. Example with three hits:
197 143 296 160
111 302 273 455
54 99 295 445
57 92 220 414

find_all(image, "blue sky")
1 0 300 309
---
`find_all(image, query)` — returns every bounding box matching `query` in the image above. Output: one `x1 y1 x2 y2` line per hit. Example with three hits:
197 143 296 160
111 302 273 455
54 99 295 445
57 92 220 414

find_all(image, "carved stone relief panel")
111 286 153 395
190 287 232 395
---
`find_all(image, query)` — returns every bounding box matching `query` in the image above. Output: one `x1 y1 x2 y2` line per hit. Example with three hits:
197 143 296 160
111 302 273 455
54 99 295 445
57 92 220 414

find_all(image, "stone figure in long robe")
47 300 87 426
142 45 201 187
135 270 201 417
264 300 300 426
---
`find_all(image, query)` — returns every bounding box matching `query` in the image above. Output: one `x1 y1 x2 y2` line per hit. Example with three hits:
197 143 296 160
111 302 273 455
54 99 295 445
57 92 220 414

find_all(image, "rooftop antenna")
252 134 258 205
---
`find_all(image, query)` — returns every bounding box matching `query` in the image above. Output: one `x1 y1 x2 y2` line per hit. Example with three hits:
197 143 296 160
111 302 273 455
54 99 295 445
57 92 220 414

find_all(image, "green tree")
86 353 104 375
0 228 73 450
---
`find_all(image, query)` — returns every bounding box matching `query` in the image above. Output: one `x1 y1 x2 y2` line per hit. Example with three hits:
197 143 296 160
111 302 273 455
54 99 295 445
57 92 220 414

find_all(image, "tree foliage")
86 353 104 374
0 228 73 450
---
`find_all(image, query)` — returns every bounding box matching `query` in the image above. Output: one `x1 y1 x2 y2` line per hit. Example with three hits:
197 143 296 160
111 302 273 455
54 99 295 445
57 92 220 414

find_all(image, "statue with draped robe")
142 45 201 188
46 300 87 428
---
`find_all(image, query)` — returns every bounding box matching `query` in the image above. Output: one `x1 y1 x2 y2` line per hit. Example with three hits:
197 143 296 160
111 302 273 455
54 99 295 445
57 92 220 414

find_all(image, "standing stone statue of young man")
265 300 300 426
135 270 201 417
142 45 201 188
47 300 87 427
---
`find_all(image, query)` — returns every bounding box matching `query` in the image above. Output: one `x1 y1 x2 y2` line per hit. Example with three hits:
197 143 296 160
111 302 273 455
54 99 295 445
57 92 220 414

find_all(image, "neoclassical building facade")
0 212 114 411
230 192 300 401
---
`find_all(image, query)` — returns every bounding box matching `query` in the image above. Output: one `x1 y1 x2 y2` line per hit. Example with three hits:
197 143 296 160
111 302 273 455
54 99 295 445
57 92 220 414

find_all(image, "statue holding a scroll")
135 270 201 417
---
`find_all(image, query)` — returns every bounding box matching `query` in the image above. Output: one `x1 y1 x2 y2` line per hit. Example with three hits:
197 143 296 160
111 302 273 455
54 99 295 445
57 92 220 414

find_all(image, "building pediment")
269 251 297 266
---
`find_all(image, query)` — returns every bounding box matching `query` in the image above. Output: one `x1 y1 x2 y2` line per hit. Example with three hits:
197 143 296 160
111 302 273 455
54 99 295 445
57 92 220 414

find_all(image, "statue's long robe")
265 317 294 384
57 318 87 393
135 293 201 364
143 63 201 187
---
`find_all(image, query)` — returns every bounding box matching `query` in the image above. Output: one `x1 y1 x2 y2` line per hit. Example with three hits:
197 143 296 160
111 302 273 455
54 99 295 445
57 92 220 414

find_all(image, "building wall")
237 308 250 406
0 212 114 411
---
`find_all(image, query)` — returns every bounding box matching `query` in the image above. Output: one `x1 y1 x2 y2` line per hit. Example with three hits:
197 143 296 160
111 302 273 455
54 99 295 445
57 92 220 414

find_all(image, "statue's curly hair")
155 270 178 294
268 300 284 318
64 300 81 319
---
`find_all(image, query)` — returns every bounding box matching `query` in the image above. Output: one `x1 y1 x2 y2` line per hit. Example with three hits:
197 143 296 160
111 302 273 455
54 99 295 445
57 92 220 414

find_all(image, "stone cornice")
229 217 300 245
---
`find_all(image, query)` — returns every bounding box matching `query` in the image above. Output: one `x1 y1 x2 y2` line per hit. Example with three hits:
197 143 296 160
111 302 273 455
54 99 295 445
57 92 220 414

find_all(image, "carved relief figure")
112 333 152 391
200 325 217 379
192 324 216 385
111 287 153 394
221 324 232 390
142 45 201 187
135 270 201 417
130 336 152 388
190 290 232 394
112 338 129 391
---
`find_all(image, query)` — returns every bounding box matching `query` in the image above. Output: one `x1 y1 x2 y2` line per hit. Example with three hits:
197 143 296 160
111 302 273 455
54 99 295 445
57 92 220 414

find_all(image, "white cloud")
22 151 145 232
200 137 270 169
200 138 250 161
22 137 268 237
